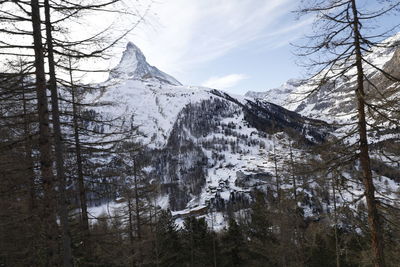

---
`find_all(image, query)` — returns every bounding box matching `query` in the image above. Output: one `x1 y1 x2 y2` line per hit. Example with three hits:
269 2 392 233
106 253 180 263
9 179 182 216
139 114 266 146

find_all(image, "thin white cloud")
202 74 248 89
254 16 315 50
121 0 298 77
264 16 315 38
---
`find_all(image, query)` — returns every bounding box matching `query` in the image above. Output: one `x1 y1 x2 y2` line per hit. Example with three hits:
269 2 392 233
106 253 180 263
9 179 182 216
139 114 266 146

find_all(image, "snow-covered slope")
245 79 304 107
87 42 332 216
246 33 400 124
84 36 400 229
94 79 211 148
286 34 400 124
242 34 400 220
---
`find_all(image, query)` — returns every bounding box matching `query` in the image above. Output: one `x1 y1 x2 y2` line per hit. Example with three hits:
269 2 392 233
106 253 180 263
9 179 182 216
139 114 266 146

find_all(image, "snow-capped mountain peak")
109 42 182 86
245 79 304 107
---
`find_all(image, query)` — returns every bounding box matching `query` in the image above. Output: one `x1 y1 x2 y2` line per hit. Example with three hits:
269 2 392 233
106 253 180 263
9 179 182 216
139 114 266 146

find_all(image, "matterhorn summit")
109 42 181 86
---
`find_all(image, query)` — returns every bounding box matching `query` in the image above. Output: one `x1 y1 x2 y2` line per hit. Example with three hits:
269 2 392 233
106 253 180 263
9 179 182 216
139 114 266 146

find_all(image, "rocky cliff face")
109 42 181 86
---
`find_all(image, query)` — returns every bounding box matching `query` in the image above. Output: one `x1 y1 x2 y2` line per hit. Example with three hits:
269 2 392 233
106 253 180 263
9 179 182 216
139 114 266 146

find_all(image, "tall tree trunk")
153 195 160 267
190 218 194 267
20 68 36 212
210 208 217 267
289 141 297 201
351 1 385 266
133 160 142 240
273 140 280 203
272 140 286 267
21 62 39 266
69 57 91 258
127 195 136 267
43 1 73 265
332 174 340 267
30 0 58 265
133 159 142 265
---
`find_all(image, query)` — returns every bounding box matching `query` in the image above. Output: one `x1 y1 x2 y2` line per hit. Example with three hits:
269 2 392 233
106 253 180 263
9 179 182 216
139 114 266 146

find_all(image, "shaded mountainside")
88 37 398 220
243 34 400 216
212 90 331 144
87 41 334 213
143 90 332 210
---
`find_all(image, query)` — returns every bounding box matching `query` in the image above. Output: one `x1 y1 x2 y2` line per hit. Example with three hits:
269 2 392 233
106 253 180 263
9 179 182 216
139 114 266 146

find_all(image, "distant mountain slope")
88 42 332 214
85 35 400 230
245 79 304 107
242 34 400 209
246 33 400 125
